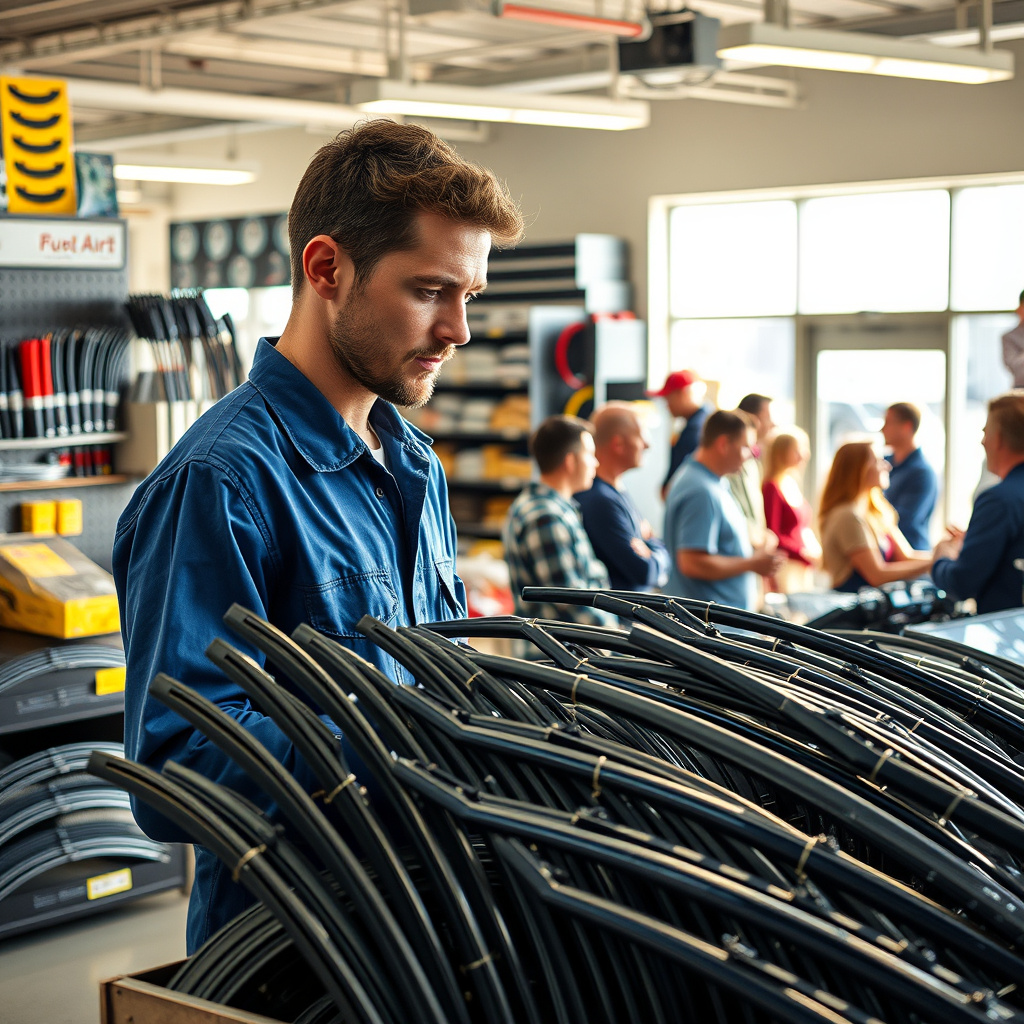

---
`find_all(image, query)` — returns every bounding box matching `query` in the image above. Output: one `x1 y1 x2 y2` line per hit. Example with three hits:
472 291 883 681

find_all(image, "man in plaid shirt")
503 415 617 628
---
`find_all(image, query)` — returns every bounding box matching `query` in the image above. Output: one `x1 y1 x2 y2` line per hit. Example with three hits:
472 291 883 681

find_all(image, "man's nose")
436 301 472 347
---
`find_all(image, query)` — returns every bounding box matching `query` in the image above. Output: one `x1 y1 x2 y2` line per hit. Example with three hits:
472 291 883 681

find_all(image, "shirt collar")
248 338 431 472
527 479 580 511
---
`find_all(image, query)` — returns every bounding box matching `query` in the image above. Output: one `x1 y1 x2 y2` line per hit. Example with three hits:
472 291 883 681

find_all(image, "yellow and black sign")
0 76 76 215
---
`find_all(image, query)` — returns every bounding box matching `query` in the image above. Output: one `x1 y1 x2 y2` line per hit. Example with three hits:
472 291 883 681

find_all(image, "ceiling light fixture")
716 22 1014 85
349 79 650 130
497 3 646 38
112 153 259 185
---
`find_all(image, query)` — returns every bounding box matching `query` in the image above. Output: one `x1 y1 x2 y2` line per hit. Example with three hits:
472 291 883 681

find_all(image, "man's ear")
302 234 356 301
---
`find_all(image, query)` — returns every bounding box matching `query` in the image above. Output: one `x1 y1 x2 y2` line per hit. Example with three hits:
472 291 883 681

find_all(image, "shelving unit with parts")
0 216 187 941
404 234 632 554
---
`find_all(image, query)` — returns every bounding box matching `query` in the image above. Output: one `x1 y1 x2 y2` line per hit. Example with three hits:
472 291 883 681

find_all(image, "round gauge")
263 249 288 286
203 219 233 262
227 253 255 288
273 213 289 255
172 222 200 264
238 216 268 257
173 263 198 289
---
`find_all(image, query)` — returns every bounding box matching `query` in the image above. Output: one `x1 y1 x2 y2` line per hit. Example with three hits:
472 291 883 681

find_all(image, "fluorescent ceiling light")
349 79 649 130
716 22 1014 85
112 153 259 185
498 3 645 38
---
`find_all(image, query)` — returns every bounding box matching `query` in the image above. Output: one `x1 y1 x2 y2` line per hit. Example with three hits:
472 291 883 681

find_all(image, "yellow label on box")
0 543 75 578
87 867 132 900
95 666 126 695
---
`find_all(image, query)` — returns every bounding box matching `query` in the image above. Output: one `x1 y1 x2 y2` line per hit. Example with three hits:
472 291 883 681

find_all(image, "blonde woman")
819 441 932 592
762 428 820 592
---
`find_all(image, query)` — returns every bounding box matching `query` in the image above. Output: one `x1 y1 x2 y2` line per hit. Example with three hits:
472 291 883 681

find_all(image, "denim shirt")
113 338 465 950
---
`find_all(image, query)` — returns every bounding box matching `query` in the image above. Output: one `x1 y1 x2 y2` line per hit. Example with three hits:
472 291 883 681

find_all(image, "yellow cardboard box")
20 501 58 535
0 534 119 638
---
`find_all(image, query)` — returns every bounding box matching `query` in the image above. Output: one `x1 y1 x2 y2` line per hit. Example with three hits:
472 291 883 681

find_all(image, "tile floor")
0 889 189 1024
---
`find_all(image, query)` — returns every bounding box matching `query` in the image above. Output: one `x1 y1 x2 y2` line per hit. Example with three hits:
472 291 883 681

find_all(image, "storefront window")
951 185 1024 312
798 190 950 314
669 200 797 319
669 317 795 423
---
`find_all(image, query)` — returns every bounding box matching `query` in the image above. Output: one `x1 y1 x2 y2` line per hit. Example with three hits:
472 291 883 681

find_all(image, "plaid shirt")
503 481 616 627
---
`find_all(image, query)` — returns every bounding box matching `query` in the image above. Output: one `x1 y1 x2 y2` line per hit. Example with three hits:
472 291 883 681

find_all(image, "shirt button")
375 486 385 498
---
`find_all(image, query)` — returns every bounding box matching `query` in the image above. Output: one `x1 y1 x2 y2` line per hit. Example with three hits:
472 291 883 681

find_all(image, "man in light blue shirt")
664 410 784 609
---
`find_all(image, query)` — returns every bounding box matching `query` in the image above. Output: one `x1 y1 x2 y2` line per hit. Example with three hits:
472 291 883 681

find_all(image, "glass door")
804 319 948 545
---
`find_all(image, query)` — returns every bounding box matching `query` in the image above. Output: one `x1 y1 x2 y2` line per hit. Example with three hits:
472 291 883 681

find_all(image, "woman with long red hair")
818 441 932 592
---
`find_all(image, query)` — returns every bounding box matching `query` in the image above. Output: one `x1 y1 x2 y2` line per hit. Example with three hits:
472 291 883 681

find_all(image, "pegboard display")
0 267 130 338
0 216 135 559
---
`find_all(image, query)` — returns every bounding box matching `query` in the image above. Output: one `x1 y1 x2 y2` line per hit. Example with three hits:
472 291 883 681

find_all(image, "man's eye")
418 288 442 300
465 292 480 304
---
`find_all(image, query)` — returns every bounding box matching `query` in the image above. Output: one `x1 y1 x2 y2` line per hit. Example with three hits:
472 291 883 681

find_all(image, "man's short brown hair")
988 391 1024 453
530 415 593 474
886 402 921 434
700 409 752 448
288 119 525 297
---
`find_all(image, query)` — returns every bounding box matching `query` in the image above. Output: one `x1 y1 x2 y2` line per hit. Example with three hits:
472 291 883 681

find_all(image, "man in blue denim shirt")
113 121 524 950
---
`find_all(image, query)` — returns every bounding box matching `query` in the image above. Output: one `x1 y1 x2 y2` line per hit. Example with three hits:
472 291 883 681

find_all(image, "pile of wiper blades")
125 290 242 404
91 590 1024 1024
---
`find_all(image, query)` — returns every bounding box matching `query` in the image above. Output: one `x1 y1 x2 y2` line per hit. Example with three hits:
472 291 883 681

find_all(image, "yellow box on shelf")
20 500 57 534
0 533 119 638
57 498 84 536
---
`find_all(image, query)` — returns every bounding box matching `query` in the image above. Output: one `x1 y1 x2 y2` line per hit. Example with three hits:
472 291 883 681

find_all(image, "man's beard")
327 298 453 409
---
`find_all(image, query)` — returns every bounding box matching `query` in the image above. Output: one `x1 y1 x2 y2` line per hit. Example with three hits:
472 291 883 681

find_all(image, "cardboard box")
20 500 57 534
0 533 119 638
56 498 84 536
102 962 287 1024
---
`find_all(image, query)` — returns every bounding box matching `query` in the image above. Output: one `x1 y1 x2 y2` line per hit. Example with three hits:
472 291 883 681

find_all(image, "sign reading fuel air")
0 218 125 268
0 76 76 215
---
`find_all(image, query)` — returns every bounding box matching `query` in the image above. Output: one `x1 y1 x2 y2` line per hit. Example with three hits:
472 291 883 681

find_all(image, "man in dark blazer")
932 391 1024 613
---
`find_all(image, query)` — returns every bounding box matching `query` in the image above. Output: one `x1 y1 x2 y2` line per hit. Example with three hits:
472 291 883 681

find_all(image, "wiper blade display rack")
94 594 1024 1024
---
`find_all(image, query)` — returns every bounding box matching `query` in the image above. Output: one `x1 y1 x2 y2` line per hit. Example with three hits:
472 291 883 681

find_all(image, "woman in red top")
762 428 821 592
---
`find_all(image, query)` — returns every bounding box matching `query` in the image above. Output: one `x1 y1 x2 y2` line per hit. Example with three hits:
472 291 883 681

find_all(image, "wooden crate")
101 961 286 1024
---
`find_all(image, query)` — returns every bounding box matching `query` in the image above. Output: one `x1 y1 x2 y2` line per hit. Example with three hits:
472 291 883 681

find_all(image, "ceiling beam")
0 0 358 67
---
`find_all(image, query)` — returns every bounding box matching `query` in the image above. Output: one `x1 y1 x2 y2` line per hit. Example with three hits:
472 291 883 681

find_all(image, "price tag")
95 666 126 695
86 867 132 900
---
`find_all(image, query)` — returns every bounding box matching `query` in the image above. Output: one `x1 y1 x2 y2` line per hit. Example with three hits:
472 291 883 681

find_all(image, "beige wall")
148 38 1024 313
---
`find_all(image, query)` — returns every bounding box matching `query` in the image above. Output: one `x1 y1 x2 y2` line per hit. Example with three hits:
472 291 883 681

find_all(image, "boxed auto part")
0 533 119 638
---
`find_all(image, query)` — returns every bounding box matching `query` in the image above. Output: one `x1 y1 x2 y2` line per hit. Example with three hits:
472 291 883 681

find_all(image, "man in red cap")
649 369 713 497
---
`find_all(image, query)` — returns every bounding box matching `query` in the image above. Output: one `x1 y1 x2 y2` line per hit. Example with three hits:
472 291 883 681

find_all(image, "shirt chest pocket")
417 556 463 622
302 569 399 637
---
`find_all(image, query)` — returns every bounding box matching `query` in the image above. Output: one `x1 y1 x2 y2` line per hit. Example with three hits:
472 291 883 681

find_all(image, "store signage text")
0 218 126 268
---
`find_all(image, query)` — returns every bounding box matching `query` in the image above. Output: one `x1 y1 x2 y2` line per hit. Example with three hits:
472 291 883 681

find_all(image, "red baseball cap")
647 369 698 397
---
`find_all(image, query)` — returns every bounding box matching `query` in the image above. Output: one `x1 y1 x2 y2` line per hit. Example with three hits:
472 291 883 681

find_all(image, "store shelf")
459 523 505 538
420 235 630 551
0 849 188 941
430 428 528 443
0 431 127 451
0 474 132 493
448 478 528 493
434 379 530 393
